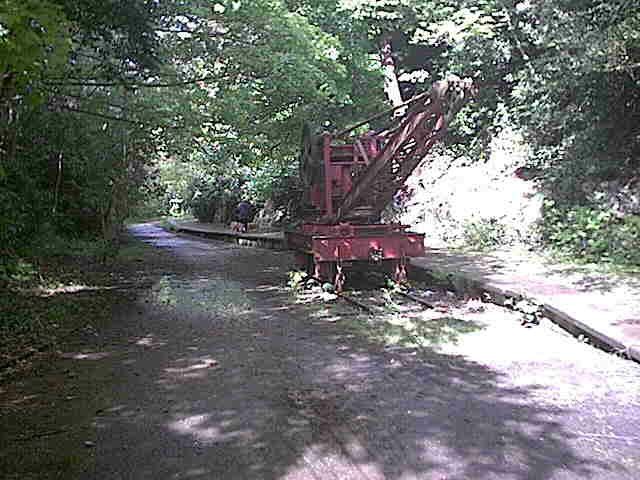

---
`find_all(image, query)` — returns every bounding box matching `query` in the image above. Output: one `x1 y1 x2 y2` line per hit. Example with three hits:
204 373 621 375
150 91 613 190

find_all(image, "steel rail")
337 288 438 316
395 291 436 309
337 292 378 315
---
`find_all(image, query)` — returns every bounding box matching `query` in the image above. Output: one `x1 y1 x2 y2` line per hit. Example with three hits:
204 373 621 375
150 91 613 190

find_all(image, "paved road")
2 223 639 479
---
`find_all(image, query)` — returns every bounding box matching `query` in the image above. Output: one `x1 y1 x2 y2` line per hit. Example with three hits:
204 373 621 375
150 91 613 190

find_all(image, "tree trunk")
379 35 405 116
53 153 63 214
0 72 18 168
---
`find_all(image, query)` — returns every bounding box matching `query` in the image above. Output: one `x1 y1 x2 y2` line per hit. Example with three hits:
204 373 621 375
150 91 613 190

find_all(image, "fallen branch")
14 427 70 442
0 343 52 373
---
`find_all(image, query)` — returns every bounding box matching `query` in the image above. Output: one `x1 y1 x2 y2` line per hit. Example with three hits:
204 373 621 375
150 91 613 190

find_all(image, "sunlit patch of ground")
290 282 492 351
289 278 639 403
147 275 254 319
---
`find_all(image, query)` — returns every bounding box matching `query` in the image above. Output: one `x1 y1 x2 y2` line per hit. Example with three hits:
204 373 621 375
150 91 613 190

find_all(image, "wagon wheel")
395 257 408 284
388 258 408 284
334 263 346 293
306 254 315 277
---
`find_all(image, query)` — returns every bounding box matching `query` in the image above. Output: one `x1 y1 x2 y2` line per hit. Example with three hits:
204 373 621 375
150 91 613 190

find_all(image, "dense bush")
461 218 510 251
542 202 640 265
186 176 242 224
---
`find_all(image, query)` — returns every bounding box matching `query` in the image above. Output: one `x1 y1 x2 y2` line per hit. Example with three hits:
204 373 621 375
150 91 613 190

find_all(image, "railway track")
300 269 457 320
330 286 469 352
337 287 449 317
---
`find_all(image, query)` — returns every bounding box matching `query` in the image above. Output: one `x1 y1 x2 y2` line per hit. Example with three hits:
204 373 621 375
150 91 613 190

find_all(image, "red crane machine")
285 77 475 291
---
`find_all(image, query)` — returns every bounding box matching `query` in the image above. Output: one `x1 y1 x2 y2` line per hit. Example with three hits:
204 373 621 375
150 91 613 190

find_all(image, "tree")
1 0 170 250
0 0 69 165
3 0 637 263
145 0 389 217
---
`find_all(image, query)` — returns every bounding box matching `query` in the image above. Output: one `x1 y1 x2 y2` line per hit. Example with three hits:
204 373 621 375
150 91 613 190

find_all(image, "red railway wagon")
286 222 425 290
285 77 475 291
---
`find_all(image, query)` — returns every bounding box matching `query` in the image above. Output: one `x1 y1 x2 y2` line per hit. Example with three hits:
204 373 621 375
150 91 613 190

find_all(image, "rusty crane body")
285 77 475 291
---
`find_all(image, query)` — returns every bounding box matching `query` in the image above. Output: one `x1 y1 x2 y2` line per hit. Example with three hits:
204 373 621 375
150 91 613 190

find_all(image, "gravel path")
1 223 639 479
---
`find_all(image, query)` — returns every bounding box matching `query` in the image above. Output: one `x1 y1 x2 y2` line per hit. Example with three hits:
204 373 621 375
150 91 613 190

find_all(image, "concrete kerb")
409 263 640 364
164 221 640 363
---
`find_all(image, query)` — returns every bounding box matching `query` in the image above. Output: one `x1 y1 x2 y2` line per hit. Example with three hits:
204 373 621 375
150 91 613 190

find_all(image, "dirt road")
2 223 639 479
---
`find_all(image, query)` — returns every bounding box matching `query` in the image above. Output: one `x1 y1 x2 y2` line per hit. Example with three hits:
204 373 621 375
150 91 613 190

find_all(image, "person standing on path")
235 200 252 232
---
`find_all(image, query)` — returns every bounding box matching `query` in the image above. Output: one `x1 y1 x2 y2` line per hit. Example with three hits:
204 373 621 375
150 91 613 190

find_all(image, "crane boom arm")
336 77 475 222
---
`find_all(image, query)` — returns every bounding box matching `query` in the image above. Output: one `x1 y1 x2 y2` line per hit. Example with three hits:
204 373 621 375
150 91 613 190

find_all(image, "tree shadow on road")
86 285 620 480
3 226 627 479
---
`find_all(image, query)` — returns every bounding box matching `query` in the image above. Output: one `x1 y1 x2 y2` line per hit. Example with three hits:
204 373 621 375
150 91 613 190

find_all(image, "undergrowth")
461 218 510 251
455 202 640 271
0 232 153 371
542 203 640 267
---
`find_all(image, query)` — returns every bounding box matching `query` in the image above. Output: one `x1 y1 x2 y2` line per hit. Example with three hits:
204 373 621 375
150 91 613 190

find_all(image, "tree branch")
620 62 640 71
155 27 225 37
44 75 218 89
60 106 143 125
61 106 192 132
60 93 180 118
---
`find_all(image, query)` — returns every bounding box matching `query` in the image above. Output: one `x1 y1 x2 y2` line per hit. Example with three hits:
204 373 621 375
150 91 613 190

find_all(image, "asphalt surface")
2 223 639 479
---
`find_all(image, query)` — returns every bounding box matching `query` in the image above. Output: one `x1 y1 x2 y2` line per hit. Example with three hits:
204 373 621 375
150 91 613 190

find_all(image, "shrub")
542 202 640 265
462 218 509 250
186 176 242 223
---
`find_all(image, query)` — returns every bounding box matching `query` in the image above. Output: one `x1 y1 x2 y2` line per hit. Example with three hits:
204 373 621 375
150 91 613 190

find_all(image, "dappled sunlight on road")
163 356 220 382
134 334 168 349
61 351 113 361
246 284 286 293
167 412 257 446
5 223 635 480
136 296 613 480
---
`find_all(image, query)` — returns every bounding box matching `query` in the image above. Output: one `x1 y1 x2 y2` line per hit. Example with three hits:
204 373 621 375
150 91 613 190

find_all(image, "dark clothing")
236 201 251 220
235 201 252 232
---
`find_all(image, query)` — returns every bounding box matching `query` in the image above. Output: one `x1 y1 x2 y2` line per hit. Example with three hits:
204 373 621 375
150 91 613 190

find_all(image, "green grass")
346 313 484 351
115 242 150 262
1 233 154 368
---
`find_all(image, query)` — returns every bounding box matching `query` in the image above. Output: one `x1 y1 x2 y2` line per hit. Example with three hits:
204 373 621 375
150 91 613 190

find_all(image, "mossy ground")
0 234 164 378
